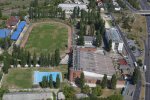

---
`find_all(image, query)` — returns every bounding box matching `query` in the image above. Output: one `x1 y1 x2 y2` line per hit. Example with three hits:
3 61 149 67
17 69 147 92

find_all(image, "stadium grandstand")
0 29 11 38
11 21 26 41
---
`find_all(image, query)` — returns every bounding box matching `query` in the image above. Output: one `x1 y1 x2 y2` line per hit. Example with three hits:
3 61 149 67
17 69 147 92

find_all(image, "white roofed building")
58 3 88 17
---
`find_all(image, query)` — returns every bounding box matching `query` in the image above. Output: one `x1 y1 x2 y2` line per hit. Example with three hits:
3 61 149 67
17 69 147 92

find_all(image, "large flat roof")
58 3 87 11
75 47 115 76
0 29 11 38
11 21 26 40
3 92 53 100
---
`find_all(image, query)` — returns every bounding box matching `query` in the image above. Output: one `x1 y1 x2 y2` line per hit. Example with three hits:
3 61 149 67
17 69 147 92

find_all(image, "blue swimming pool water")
33 71 62 84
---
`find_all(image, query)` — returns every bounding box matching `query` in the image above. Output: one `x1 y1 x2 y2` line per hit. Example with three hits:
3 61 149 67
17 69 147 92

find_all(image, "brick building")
6 16 20 29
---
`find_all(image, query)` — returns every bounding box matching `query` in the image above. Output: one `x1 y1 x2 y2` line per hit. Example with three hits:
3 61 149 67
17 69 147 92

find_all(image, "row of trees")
1 45 61 74
76 72 117 96
101 74 117 89
12 45 61 67
40 74 60 88
132 68 140 85
75 8 105 47
63 85 123 100
29 0 65 20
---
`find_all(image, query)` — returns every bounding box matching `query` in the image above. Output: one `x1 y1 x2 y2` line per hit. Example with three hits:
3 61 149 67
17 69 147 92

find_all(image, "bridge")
134 10 150 15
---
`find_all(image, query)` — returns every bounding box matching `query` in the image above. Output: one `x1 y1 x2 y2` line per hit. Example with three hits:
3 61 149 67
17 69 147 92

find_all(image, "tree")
33 52 37 67
48 53 51 67
107 40 112 52
92 85 102 96
55 49 60 66
50 54 55 66
132 68 140 85
137 59 142 66
0 9 2 18
2 53 11 74
94 30 102 47
2 58 10 74
40 76 48 88
80 72 85 88
110 74 117 89
55 74 60 88
63 86 75 99
49 74 53 88
101 74 107 89
77 31 84 46
27 51 31 67
81 85 90 94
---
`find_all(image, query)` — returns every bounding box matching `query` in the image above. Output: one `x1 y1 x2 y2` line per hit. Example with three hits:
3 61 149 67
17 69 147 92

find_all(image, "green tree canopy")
81 85 90 94
110 74 117 89
55 74 60 88
80 72 85 88
49 74 53 88
92 85 102 96
63 86 75 99
132 68 140 85
101 74 107 89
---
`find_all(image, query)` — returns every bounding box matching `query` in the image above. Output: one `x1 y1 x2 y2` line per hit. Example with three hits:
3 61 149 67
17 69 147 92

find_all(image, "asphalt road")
111 12 139 100
139 0 150 100
120 0 150 99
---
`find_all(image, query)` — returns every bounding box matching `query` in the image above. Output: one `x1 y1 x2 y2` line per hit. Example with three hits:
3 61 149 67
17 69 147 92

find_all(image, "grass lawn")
25 22 68 55
2 65 68 89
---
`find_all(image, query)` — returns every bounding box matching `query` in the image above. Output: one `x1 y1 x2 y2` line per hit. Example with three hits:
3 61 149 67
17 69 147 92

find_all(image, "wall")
69 68 82 82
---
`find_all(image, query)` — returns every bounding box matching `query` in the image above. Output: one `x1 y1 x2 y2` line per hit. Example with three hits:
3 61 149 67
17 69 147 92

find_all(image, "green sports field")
25 22 68 54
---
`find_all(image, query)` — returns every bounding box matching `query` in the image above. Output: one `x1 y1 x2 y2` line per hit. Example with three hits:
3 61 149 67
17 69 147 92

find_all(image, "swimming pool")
33 71 62 84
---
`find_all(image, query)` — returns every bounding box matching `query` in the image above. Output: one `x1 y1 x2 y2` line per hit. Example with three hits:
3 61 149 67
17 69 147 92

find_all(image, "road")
139 0 150 100
117 0 150 99
110 12 138 100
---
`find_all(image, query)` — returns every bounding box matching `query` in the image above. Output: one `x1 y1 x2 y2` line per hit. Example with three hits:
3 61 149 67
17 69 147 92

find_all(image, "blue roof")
11 21 26 40
11 31 21 40
0 29 11 38
17 21 26 31
33 71 62 84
